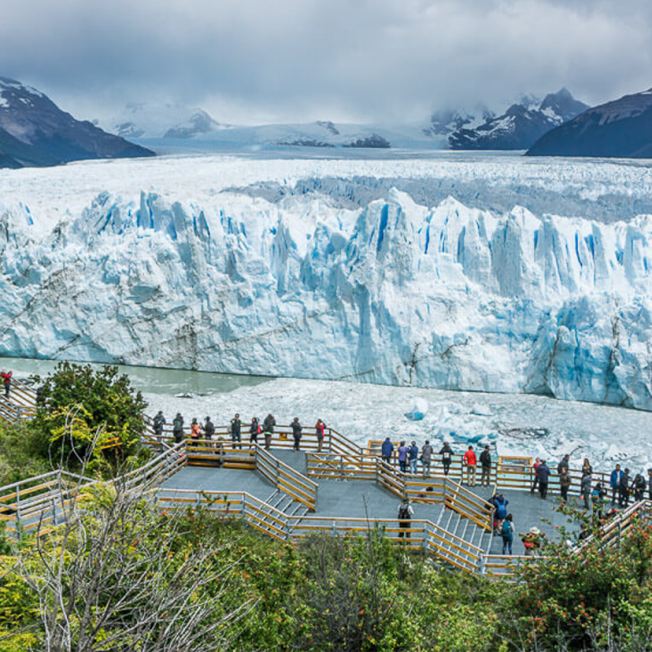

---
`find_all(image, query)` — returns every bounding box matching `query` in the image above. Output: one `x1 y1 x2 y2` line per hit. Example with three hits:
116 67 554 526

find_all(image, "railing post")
340 457 344 480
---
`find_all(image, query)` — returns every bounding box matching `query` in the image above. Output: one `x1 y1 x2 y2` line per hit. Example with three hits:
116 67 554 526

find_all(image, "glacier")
1 154 652 410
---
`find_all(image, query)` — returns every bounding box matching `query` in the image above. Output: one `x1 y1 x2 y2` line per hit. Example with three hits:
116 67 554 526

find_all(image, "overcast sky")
2 0 651 125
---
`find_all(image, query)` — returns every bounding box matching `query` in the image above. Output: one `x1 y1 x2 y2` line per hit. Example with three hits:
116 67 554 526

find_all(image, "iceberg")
0 154 651 411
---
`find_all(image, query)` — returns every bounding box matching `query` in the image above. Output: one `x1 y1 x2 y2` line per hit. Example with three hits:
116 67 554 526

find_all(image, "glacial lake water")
3 356 652 473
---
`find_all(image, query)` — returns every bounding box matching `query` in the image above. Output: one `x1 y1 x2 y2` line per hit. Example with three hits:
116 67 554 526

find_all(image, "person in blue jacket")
408 441 419 474
381 437 394 465
610 464 624 505
493 493 509 534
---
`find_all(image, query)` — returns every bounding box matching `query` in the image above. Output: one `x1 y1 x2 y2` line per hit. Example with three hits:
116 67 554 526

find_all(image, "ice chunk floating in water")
405 397 429 421
1 154 652 410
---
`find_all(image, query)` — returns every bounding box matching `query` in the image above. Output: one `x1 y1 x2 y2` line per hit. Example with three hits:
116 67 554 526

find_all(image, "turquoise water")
0 356 272 396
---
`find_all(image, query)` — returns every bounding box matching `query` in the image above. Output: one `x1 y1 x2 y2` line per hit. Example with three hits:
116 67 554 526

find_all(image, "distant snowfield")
2 152 652 419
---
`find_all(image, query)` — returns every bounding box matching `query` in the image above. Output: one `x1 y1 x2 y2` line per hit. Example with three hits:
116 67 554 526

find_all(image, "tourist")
530 457 542 494
439 442 453 476
190 418 201 439
381 437 394 465
463 445 477 486
557 454 570 476
537 459 551 499
580 471 592 510
559 468 571 502
397 441 409 473
231 413 242 449
203 416 215 440
522 526 544 557
494 494 509 534
648 469 652 500
619 468 631 508
421 440 433 476
263 413 276 450
480 444 492 487
250 417 261 443
501 514 514 555
315 419 326 452
633 472 646 502
0 370 12 399
592 482 607 517
172 413 184 443
292 417 302 451
153 410 166 439
610 464 624 505
408 441 419 474
398 498 414 540
582 458 593 476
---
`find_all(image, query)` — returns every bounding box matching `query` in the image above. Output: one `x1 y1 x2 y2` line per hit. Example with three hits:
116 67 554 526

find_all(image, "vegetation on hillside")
0 480 651 651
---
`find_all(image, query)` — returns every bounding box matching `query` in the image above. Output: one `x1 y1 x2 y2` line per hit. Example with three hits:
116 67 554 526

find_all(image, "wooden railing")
155 488 482 572
0 469 94 534
483 554 534 580
254 445 318 511
305 452 493 531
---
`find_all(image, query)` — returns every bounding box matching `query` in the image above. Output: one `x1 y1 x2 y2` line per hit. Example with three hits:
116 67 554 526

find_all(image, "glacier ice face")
1 155 652 410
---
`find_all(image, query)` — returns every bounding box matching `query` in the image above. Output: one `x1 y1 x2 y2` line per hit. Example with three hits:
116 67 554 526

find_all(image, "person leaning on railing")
263 414 275 450
315 419 326 452
439 442 453 476
172 413 184 443
479 444 492 487
420 440 433 476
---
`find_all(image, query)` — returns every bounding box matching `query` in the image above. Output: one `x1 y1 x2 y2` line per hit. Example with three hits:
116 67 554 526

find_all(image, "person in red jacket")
0 371 11 399
315 419 326 452
463 445 477 486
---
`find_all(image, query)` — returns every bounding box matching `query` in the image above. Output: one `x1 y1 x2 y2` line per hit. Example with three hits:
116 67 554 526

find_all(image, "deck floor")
161 449 581 555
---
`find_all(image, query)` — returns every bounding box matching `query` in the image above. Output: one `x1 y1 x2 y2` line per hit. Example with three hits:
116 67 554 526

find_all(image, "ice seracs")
0 154 652 410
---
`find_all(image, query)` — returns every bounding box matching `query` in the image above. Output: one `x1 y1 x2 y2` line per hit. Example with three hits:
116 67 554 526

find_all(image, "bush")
33 362 147 463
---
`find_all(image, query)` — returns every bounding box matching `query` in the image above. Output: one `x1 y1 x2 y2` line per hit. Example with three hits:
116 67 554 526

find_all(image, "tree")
33 363 147 464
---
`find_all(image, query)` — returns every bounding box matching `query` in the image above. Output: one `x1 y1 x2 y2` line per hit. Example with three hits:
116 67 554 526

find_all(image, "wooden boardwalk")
0 379 643 579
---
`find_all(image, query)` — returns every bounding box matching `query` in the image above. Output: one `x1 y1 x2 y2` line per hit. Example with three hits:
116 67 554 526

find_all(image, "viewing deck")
0 380 644 579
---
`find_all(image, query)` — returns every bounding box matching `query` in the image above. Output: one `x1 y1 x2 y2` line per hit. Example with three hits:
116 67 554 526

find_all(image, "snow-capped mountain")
135 118 438 150
527 88 652 158
0 76 153 169
1 154 652 410
107 103 227 139
449 88 589 150
424 105 495 137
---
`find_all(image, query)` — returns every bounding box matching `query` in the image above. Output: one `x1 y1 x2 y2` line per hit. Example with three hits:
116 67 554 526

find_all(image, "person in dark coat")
153 411 166 438
172 413 184 444
291 417 302 451
263 414 275 450
648 469 652 501
581 472 592 510
536 460 551 499
381 437 394 465
203 416 215 440
557 454 570 476
479 445 492 487
250 417 261 443
610 464 624 505
619 468 631 508
231 413 242 449
439 442 453 476
559 468 571 502
633 473 646 502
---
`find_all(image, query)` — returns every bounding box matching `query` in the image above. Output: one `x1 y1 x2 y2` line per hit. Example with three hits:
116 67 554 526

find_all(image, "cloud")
1 0 651 123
